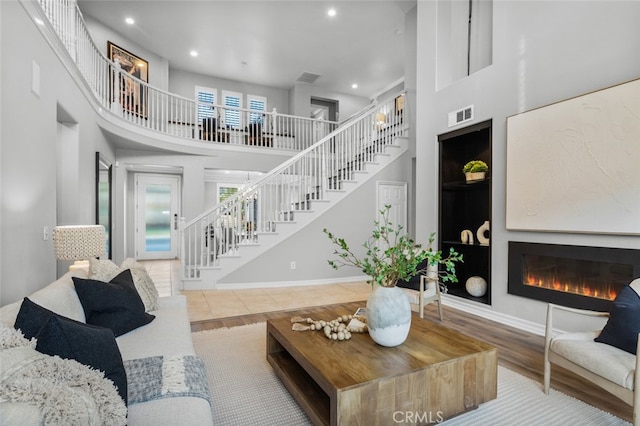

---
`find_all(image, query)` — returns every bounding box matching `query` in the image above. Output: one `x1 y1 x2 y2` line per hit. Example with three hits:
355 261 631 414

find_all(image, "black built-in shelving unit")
438 120 492 305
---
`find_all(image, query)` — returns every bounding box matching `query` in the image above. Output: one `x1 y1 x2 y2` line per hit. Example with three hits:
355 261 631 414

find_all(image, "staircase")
26 0 411 289
181 93 408 289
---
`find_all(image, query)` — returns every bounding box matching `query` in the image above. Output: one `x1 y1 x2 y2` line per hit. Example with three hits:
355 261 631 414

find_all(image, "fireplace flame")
525 272 619 301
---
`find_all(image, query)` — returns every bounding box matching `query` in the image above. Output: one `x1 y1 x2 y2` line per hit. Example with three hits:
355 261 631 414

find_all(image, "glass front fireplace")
508 242 640 311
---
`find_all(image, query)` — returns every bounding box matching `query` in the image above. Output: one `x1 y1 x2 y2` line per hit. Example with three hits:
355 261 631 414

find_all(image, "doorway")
135 174 181 259
310 97 338 122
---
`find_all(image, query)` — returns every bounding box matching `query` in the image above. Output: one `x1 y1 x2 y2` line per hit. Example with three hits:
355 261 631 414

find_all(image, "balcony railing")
35 0 337 151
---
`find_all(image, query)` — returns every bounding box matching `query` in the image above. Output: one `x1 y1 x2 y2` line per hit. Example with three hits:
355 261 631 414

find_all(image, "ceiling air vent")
296 72 321 84
447 105 474 127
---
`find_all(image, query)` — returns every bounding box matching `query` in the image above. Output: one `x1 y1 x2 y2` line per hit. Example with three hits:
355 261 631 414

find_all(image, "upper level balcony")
32 0 339 156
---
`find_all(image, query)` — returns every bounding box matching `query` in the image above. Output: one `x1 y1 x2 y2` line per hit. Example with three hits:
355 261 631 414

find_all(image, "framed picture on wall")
108 41 149 118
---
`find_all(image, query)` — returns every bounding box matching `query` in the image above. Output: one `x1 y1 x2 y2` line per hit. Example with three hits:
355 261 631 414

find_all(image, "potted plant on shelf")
463 160 489 182
323 205 462 347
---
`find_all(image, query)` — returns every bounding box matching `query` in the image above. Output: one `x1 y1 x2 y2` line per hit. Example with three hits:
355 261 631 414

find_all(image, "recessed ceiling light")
125 17 135 25
327 8 336 17
352 83 358 89
190 50 198 57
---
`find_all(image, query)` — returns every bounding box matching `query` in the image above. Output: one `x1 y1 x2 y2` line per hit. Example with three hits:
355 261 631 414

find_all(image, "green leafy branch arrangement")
323 205 463 288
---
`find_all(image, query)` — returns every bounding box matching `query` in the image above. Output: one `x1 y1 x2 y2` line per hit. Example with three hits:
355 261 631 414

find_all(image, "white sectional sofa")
0 267 214 426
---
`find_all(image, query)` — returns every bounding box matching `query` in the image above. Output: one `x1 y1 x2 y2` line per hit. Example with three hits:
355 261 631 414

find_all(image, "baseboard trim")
442 294 546 337
215 275 370 290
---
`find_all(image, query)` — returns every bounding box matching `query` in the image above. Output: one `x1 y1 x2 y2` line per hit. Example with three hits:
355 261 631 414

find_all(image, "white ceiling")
77 0 415 98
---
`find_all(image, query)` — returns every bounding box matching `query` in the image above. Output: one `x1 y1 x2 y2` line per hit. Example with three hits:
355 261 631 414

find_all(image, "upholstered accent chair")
544 285 640 426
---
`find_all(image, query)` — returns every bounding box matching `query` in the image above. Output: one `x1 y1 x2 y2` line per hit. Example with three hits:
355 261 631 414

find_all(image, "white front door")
135 174 180 260
377 181 407 232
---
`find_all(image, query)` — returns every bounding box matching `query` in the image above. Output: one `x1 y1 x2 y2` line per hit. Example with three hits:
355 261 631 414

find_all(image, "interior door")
135 174 180 260
377 181 407 232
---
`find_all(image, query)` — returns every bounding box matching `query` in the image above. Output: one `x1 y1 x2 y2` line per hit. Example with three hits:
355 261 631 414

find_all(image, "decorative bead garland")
290 314 368 341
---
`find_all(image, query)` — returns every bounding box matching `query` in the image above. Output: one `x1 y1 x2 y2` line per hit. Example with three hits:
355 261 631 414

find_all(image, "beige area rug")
192 322 630 426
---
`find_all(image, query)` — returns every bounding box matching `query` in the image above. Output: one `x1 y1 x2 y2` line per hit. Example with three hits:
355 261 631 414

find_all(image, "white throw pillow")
88 258 121 282
0 271 87 326
89 258 160 312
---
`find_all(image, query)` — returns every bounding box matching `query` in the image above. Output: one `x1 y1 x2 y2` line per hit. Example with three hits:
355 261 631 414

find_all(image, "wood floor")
192 302 633 424
140 259 631 423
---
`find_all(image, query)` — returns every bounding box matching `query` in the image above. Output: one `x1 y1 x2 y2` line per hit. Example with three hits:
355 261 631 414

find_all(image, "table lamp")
53 225 106 272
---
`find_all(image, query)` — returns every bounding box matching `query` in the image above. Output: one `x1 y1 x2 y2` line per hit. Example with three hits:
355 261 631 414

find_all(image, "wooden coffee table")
267 304 497 426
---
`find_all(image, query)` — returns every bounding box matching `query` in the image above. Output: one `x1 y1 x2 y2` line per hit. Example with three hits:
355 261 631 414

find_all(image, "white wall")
169 68 290 115
1 1 115 305
415 0 640 330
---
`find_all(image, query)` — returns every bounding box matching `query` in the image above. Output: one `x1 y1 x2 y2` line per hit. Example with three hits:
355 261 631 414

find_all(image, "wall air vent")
448 105 474 127
296 72 321 84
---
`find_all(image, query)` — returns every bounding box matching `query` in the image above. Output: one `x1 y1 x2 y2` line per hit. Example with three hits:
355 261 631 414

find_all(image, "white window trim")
222 90 243 129
195 85 217 124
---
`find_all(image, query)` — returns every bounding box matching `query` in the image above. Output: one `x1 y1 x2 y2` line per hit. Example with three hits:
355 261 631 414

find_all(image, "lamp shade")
375 112 386 124
53 225 106 260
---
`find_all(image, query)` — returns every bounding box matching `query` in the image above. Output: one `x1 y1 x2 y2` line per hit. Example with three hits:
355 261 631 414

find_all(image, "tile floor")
139 260 372 323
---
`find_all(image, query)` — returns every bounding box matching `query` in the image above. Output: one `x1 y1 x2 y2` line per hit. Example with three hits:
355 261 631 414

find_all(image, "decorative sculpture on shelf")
477 220 490 246
466 276 488 297
461 229 474 245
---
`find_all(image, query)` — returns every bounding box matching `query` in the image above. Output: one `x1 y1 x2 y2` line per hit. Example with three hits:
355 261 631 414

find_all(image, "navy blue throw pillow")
73 269 155 337
595 285 640 354
14 298 128 405
14 296 65 340
36 315 128 405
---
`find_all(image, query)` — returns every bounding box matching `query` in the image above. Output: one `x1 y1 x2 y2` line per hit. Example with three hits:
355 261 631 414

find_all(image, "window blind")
196 87 216 123
223 92 242 128
248 96 266 124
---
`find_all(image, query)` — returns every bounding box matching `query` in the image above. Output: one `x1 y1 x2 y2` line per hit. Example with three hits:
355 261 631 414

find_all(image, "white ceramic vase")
366 285 411 347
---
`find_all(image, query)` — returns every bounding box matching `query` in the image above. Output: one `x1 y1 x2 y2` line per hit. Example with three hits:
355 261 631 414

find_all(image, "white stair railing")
34 0 337 151
181 92 407 279
32 0 409 282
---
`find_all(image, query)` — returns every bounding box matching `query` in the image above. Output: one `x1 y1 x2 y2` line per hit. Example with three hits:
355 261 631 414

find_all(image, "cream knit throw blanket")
0 324 127 426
